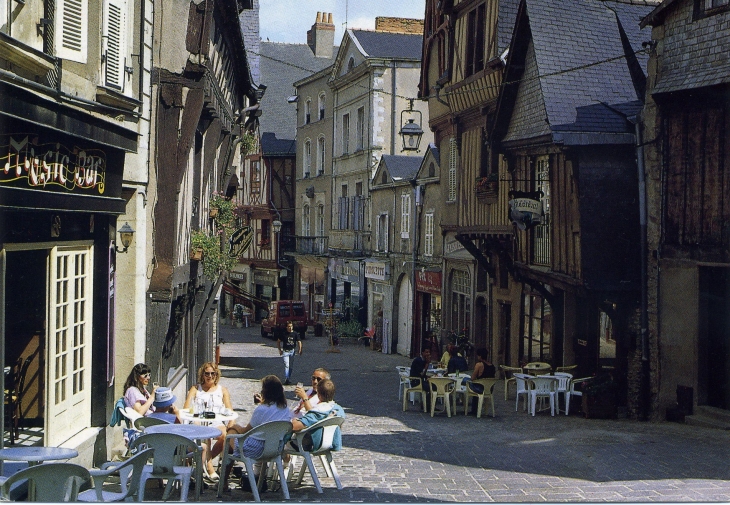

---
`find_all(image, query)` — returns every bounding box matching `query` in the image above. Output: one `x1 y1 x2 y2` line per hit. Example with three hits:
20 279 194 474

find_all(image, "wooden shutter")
103 0 127 90
448 137 457 201
55 0 88 63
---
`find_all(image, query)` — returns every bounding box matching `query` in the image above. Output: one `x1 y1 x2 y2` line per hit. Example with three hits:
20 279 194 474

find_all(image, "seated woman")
468 348 496 414
225 375 292 487
183 362 233 482
124 363 179 422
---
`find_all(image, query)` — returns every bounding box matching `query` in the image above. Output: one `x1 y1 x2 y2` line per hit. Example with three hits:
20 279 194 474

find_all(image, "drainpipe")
633 114 650 421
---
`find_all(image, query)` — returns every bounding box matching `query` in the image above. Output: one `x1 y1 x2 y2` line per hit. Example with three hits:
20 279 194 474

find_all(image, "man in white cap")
149 387 180 423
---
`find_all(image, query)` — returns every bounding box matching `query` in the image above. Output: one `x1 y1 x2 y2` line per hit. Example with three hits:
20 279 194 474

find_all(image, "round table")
0 446 78 466
178 410 238 426
143 423 223 441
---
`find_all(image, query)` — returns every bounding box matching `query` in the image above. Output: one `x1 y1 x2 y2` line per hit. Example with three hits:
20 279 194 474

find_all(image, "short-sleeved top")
248 403 292 440
278 331 300 351
193 384 226 426
124 386 156 416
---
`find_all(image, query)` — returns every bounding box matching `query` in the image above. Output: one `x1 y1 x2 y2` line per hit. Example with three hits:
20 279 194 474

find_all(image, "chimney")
307 11 335 59
374 17 424 35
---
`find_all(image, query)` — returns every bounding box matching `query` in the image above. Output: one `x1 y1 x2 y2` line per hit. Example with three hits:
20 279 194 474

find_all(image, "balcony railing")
296 236 329 255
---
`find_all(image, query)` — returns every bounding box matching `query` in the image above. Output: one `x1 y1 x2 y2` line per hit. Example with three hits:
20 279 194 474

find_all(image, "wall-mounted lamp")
272 219 282 234
399 99 424 152
115 222 135 253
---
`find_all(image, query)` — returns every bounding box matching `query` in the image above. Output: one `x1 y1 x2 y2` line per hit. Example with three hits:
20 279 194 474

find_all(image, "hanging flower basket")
209 208 219 218
190 248 203 261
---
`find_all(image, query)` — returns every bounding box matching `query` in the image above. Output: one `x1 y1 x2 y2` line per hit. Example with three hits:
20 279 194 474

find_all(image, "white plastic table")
0 446 78 466
178 410 238 426
143 423 223 441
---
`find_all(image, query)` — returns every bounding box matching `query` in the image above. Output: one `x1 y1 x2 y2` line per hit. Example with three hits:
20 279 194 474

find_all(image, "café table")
524 362 553 376
0 446 78 467
144 423 222 441
178 410 238 427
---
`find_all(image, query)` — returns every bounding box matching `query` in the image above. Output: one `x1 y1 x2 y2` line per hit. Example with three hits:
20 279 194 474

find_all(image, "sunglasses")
311 376 324 382
204 371 218 377
140 373 151 379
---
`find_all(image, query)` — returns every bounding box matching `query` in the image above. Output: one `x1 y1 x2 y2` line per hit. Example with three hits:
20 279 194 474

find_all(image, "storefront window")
521 290 552 363
451 270 471 336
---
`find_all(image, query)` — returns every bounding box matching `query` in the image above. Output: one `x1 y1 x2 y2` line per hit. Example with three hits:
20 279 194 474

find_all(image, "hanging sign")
509 198 543 230
228 226 253 257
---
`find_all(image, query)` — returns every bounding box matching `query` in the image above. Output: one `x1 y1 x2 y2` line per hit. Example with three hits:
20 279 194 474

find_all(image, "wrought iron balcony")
296 236 329 255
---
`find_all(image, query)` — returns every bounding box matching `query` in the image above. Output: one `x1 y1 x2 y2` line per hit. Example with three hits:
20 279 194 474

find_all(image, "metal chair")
77 447 154 502
499 365 523 401
4 356 31 444
402 377 427 412
284 415 345 493
217 420 293 502
130 432 202 502
0 462 90 501
464 378 499 418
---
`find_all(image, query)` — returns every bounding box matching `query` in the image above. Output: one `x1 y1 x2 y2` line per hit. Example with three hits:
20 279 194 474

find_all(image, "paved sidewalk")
198 322 730 502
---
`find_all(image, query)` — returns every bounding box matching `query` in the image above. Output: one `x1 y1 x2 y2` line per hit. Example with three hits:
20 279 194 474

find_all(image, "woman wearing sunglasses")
122 363 159 416
183 362 233 482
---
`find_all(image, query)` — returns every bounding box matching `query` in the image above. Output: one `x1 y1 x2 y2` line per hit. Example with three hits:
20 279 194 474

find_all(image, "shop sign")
364 261 389 281
416 270 441 295
509 198 543 230
1 135 106 193
331 259 359 282
444 239 464 254
253 270 277 286
230 271 246 281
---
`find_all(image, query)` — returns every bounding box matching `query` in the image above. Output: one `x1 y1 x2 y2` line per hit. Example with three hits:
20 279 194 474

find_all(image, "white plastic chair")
217 420 293 502
77 447 154 502
130 432 202 502
464 378 499 418
284 415 345 493
566 376 594 415
0 462 90 502
513 373 531 412
427 377 457 417
530 376 558 416
402 377 427 412
395 366 410 400
552 372 573 414
500 365 523 400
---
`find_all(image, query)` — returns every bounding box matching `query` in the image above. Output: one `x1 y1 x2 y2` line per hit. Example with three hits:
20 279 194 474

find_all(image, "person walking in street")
293 367 330 417
277 321 303 385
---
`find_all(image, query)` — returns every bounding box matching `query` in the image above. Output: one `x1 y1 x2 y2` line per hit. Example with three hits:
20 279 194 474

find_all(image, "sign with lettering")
228 226 253 257
509 198 543 230
254 270 278 286
1 135 106 193
331 259 360 282
364 261 389 281
416 270 441 295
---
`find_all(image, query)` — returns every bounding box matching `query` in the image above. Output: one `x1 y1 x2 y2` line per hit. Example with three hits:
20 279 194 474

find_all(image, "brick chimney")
375 17 424 35
307 11 335 59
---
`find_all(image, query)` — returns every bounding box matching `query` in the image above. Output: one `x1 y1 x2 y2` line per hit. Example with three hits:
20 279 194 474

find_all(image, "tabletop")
524 364 553 375
178 410 238 425
144 423 223 440
0 446 78 465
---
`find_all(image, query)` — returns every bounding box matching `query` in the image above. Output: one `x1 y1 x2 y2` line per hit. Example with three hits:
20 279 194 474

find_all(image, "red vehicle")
261 300 309 339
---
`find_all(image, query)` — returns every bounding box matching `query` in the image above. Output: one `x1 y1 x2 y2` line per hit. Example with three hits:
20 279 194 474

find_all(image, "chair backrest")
244 420 293 461
531 376 558 393
468 378 498 395
569 377 595 393
130 432 199 475
428 377 456 394
1 462 90 502
499 365 523 379
555 365 578 373
135 416 170 430
514 373 531 391
15 357 32 401
552 373 572 392
108 447 155 500
299 415 344 454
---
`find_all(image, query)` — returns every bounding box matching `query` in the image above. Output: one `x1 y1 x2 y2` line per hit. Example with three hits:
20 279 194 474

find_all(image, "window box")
475 175 498 201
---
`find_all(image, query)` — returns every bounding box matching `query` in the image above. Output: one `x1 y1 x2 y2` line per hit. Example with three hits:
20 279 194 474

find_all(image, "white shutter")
103 0 128 90
46 246 93 446
425 213 434 256
401 194 410 238
55 0 88 63
448 137 457 202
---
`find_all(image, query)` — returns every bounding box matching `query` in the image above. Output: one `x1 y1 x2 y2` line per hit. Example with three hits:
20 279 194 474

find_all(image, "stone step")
685 405 730 430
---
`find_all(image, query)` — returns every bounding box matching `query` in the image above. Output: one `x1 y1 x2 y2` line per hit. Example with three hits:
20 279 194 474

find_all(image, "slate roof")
351 30 423 60
380 155 422 182
514 0 654 143
497 0 521 55
256 42 337 155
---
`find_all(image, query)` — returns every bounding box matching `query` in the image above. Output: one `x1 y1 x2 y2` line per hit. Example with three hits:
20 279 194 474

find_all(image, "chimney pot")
327 12 333 24
316 11 322 23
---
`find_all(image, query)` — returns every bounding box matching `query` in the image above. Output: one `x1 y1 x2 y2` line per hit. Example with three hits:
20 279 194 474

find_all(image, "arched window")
305 99 311 124
316 204 325 236
304 140 311 178
317 137 325 175
302 204 311 236
381 171 387 185
318 93 326 120
347 57 355 72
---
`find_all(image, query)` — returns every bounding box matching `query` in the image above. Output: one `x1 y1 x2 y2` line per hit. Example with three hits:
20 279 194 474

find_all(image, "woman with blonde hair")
183 362 233 482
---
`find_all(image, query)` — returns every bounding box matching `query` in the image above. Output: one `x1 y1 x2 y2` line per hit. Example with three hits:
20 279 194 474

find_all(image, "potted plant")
579 373 617 419
209 192 236 229
190 230 236 279
475 173 499 200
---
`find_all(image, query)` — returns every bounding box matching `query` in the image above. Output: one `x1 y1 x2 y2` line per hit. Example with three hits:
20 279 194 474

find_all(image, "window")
356 107 365 151
424 212 434 256
102 0 128 91
250 159 261 194
347 56 355 72
697 0 730 16
318 93 326 120
302 205 311 236
56 0 89 63
260 219 271 248
533 156 550 265
317 137 325 175
381 171 388 185
342 113 350 155
305 99 311 124
428 162 435 178
448 137 457 201
338 185 349 229
401 193 411 238
303 140 311 178
465 3 485 77
47 246 93 446
377 213 389 252
316 204 325 235
451 269 471 339
521 291 552 363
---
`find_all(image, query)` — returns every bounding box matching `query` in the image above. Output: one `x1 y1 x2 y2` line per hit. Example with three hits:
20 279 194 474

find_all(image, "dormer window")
347 57 355 72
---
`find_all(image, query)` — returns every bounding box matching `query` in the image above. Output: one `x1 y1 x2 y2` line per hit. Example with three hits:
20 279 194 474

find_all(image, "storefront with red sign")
415 270 442 357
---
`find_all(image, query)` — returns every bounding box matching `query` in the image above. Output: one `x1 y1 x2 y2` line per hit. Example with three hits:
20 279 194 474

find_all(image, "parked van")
261 300 309 339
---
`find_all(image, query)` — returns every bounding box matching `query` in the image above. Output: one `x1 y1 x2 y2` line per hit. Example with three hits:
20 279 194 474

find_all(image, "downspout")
412 181 421 357
633 114 650 421
391 61 397 154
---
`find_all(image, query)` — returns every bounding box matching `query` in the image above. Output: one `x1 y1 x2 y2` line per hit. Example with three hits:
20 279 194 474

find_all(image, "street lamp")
115 222 135 253
399 98 424 152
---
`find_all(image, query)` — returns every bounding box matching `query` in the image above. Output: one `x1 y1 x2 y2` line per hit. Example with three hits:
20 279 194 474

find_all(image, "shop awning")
222 282 269 310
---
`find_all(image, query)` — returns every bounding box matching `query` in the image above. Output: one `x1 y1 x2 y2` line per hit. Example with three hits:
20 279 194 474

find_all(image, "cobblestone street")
206 322 730 502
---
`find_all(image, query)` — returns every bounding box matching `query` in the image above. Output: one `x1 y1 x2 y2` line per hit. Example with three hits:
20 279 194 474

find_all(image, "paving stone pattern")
180 322 730 502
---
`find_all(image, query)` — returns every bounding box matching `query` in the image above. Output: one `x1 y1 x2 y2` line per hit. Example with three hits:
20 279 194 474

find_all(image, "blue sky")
259 0 426 44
